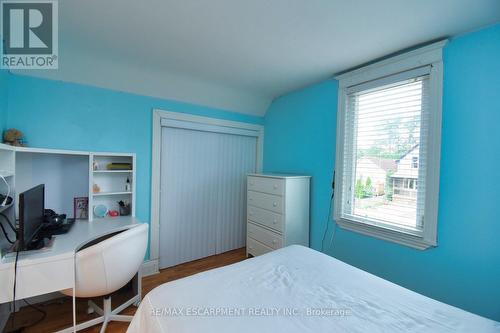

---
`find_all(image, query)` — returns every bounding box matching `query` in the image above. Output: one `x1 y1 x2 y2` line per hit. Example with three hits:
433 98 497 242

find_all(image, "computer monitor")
18 184 45 251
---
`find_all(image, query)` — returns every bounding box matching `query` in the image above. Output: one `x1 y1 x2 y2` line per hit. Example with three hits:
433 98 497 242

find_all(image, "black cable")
327 220 339 252
22 299 47 327
321 194 334 252
2 210 45 330
8 248 47 331
0 212 17 234
321 171 336 252
11 247 20 330
0 220 15 244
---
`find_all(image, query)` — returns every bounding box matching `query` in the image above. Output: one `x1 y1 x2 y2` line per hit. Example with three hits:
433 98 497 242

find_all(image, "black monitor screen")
18 184 45 250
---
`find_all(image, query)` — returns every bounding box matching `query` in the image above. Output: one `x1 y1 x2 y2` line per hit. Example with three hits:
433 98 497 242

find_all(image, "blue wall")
264 24 500 320
264 79 338 248
5 75 263 258
0 34 8 129
3 21 498 321
0 69 8 129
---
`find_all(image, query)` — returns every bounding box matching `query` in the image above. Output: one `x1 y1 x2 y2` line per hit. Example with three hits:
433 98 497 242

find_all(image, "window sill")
336 218 435 250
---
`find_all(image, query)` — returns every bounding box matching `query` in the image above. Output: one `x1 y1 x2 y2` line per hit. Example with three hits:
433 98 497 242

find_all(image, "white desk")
0 216 143 304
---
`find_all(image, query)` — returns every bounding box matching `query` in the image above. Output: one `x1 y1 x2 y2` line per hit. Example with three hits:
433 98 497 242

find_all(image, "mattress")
128 245 499 333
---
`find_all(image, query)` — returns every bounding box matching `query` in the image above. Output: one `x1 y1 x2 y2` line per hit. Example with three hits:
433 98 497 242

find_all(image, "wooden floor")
5 248 247 333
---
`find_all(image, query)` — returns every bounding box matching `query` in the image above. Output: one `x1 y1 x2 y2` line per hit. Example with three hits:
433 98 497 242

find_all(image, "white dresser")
246 174 310 257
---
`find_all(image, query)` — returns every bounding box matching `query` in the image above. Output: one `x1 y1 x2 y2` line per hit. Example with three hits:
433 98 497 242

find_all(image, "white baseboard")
142 259 159 277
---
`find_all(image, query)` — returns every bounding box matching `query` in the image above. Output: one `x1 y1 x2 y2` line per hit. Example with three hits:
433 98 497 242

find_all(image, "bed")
128 245 499 333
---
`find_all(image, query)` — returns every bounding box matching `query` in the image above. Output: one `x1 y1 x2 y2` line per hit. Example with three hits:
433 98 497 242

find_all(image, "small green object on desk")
94 204 108 218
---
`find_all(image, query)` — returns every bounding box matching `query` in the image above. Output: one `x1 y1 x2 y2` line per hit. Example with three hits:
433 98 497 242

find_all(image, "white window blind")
334 41 445 249
342 72 429 231
340 68 431 233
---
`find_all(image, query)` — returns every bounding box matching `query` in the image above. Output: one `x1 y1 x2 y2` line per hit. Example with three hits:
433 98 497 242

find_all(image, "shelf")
14 146 89 156
93 170 133 173
93 153 135 157
92 191 132 197
0 143 15 152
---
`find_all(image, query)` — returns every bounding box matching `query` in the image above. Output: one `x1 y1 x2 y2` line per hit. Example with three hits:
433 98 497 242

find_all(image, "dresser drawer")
248 191 284 214
248 176 284 196
247 222 283 249
247 206 283 233
247 237 273 257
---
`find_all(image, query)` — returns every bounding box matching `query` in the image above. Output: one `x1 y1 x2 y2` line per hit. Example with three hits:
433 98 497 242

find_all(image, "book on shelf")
106 163 132 170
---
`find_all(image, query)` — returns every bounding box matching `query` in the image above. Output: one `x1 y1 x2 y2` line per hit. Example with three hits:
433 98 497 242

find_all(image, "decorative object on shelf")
73 197 89 219
118 200 131 216
3 128 26 147
108 210 119 217
93 161 99 171
93 183 101 194
93 204 108 218
106 162 132 170
125 177 131 191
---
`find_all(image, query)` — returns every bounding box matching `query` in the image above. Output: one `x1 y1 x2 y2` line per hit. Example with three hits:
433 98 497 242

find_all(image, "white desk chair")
58 223 148 333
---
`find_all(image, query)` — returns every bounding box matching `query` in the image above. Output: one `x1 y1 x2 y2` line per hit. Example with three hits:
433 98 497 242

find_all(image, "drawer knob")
273 185 278 189
273 219 277 224
250 182 254 186
273 202 277 207
249 212 254 216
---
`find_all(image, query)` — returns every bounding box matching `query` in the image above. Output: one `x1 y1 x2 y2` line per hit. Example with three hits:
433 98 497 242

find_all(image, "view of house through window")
351 76 428 229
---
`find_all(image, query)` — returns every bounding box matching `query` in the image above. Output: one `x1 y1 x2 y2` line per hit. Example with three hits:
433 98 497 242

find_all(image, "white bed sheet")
128 245 499 333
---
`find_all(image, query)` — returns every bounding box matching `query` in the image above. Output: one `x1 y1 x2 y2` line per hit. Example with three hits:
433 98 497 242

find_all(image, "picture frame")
74 197 89 219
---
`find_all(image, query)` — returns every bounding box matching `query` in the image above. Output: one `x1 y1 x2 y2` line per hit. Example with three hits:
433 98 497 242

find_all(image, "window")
412 157 418 169
334 41 445 249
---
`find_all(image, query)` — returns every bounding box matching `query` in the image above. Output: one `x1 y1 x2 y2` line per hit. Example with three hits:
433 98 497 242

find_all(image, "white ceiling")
15 0 500 116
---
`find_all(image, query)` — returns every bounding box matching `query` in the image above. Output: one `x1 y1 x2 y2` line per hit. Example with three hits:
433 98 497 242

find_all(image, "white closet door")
159 126 257 268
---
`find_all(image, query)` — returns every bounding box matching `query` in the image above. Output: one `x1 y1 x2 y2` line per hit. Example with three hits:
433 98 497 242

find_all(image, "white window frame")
333 40 447 250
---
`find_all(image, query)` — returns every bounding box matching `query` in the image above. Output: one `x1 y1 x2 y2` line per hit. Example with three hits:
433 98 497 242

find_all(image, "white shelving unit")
89 153 136 221
0 143 137 255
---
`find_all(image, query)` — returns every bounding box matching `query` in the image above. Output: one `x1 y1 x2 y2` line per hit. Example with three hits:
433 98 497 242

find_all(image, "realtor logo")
1 0 58 69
